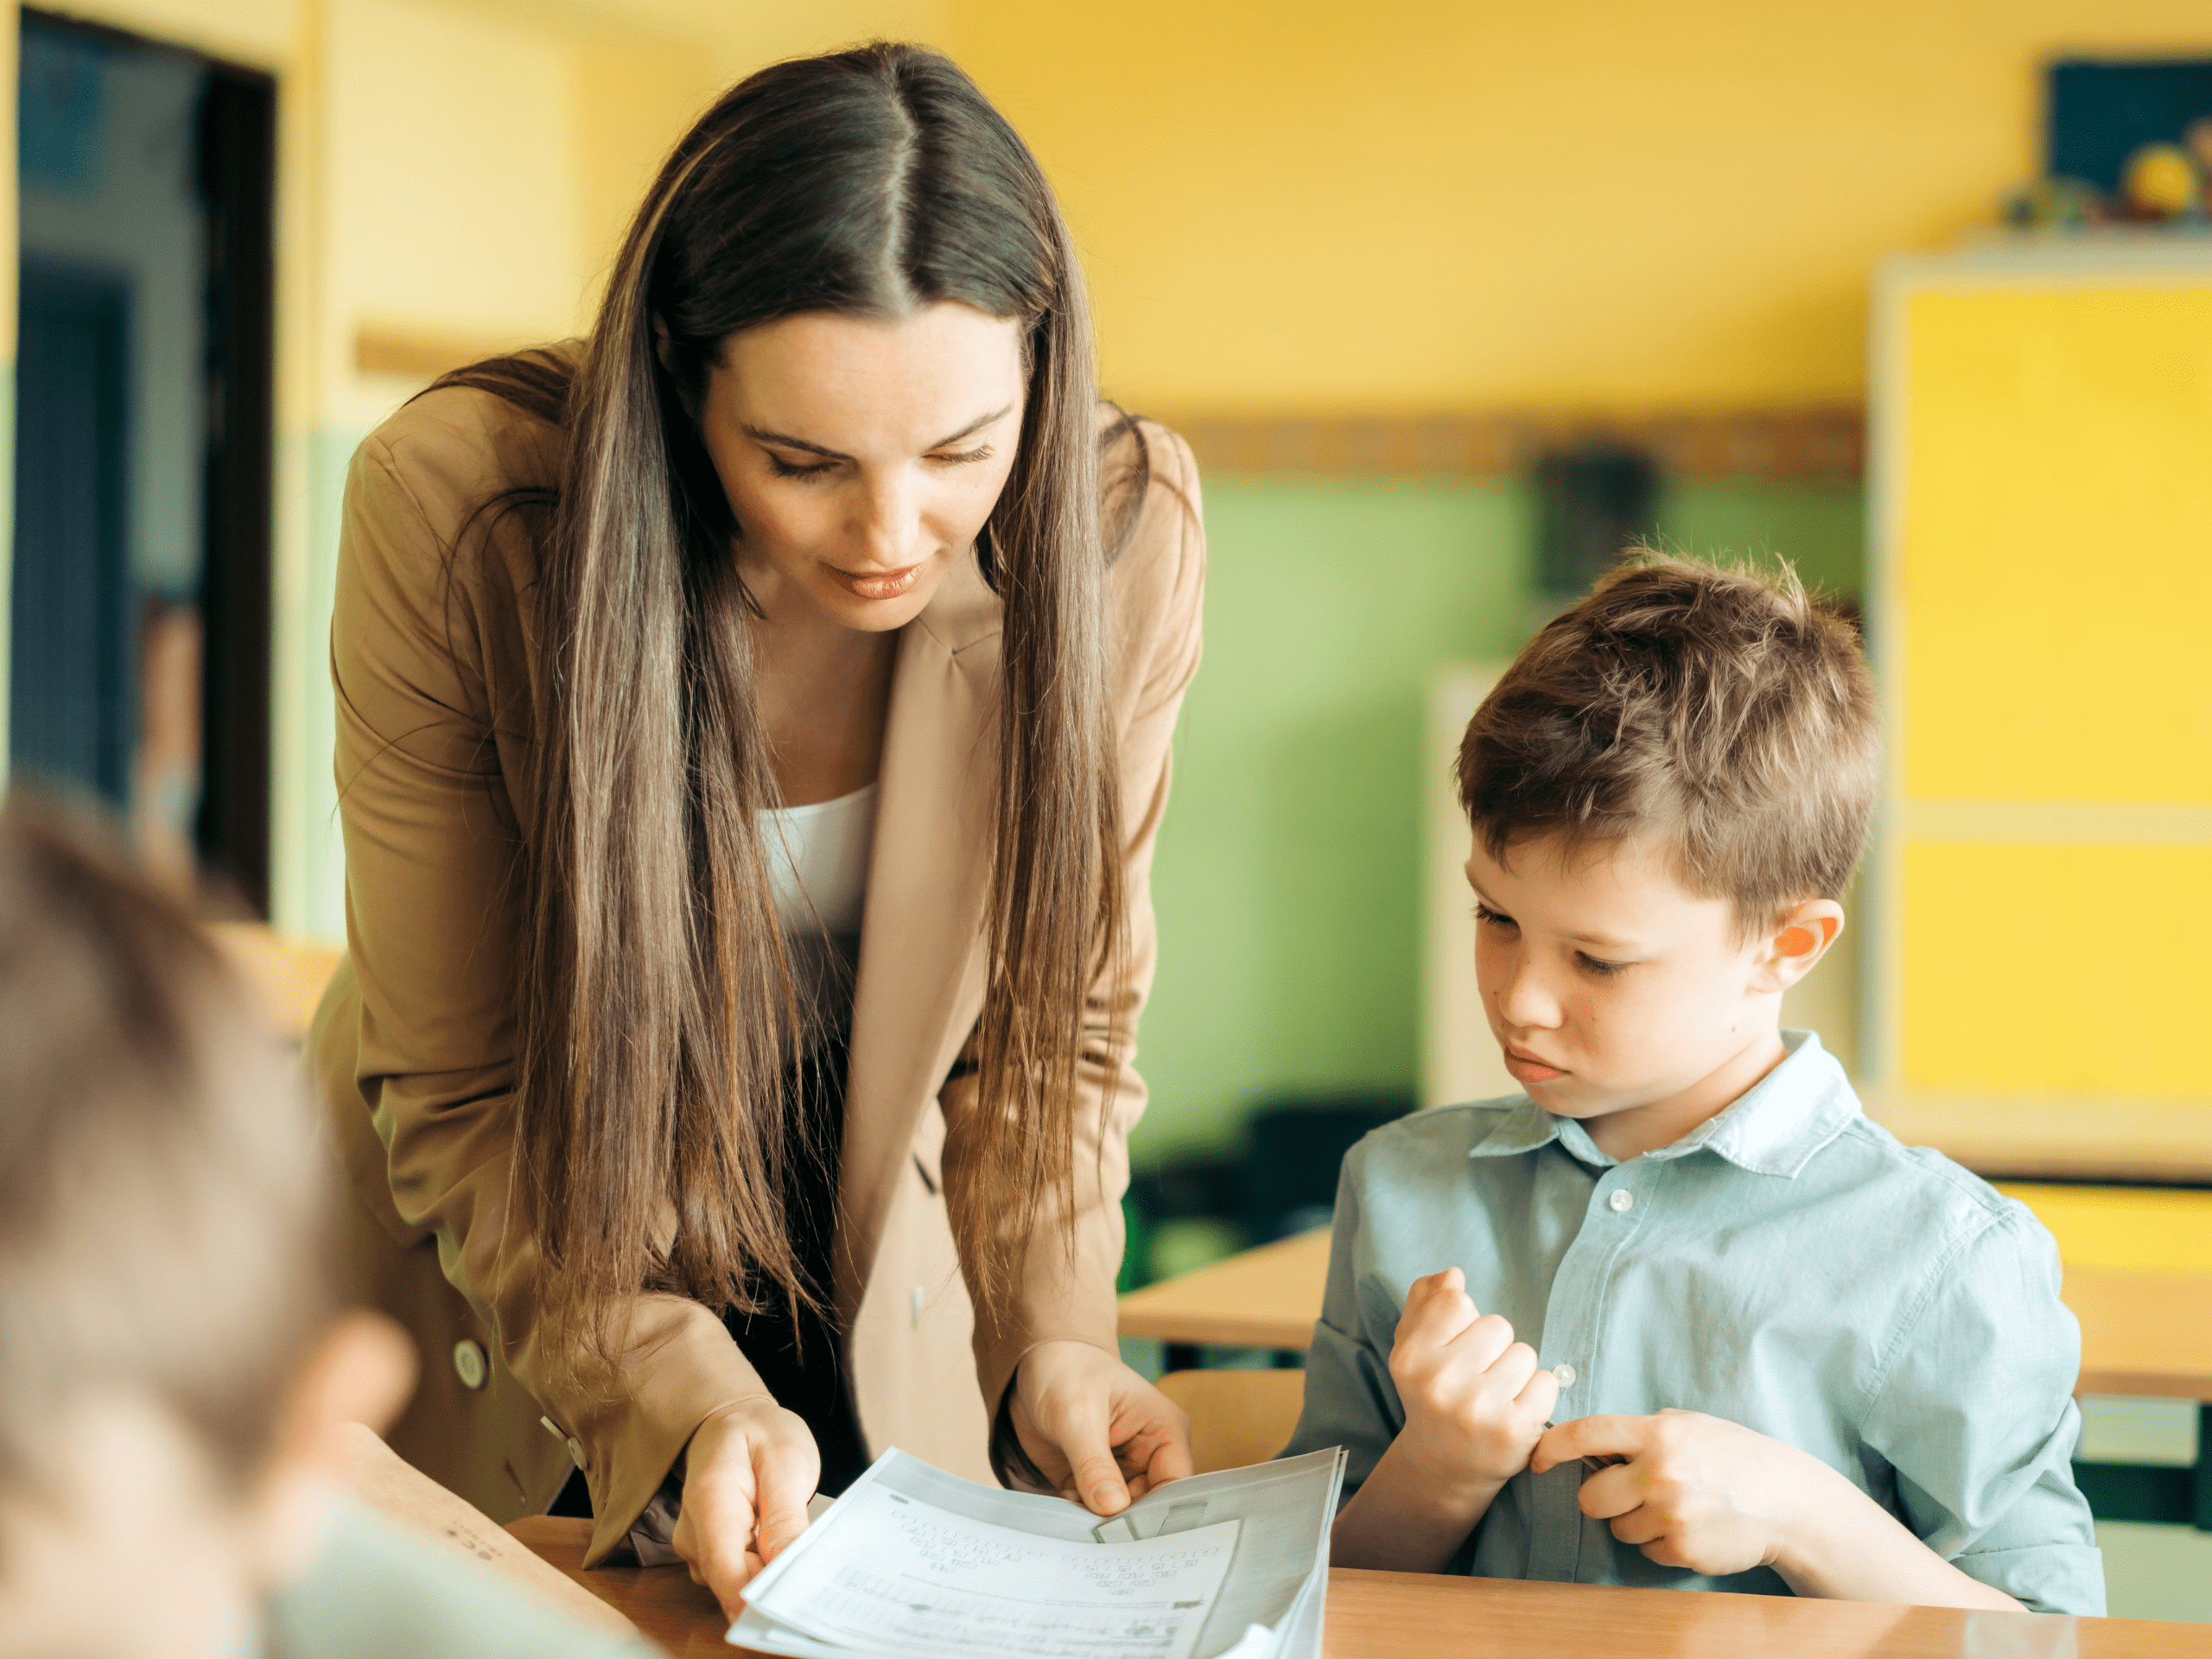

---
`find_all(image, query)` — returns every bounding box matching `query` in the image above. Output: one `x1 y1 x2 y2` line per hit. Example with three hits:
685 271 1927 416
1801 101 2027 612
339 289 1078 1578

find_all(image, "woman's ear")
651 314 703 420
1751 899 1845 995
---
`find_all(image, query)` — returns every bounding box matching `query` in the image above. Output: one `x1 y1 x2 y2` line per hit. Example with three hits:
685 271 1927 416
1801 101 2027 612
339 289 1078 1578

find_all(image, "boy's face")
0 1313 412 1659
1465 830 1836 1157
0 1395 265 1659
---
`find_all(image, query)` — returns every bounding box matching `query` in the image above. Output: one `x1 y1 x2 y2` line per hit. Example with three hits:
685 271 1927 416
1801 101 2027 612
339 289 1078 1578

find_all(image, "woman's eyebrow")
742 404 1014 461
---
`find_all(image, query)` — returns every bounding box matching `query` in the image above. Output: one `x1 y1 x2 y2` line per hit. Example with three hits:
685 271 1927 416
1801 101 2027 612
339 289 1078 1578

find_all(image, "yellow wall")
12 0 2212 923
957 0 2212 414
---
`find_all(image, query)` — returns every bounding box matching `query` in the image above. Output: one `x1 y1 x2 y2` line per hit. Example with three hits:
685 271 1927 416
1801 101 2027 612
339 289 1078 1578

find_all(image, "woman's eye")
1473 904 1516 931
930 445 994 467
766 453 836 480
1576 952 1628 978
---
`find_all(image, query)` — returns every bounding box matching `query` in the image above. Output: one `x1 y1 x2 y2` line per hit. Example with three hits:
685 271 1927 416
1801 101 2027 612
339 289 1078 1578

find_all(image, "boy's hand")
1389 1268 1557 1496
1531 1408 1822 1580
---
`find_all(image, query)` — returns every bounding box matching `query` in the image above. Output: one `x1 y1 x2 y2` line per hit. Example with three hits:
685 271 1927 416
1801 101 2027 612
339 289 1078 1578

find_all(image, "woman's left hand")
1008 1339 1194 1515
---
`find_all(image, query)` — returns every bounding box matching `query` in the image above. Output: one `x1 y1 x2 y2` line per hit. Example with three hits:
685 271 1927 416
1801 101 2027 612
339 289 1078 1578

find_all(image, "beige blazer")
308 374 1205 1564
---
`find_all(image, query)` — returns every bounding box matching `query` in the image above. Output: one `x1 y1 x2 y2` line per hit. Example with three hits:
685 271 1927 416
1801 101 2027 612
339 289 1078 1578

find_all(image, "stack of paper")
732 1446 1345 1659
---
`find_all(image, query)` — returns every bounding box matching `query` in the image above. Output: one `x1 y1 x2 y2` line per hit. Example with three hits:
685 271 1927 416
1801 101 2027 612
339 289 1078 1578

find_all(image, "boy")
1282 556 2101 1614
0 805 658 1657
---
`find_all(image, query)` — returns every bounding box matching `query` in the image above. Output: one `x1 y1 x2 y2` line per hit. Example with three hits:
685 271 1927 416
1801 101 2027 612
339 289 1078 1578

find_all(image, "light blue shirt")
1282 1031 2103 1614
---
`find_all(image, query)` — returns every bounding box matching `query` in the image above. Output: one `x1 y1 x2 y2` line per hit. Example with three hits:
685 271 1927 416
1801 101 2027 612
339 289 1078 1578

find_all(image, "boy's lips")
1503 1045 1566 1083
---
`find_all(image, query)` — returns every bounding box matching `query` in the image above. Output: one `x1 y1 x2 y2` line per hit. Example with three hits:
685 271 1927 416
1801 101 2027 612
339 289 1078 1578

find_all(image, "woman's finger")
753 1434 823 1564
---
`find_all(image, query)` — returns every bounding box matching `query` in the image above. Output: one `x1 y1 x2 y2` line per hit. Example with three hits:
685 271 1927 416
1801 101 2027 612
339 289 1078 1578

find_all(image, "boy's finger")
1445 1311 1516 1373
1529 1413 1649 1473
1481 1339 1539 1398
1607 1503 1668 1548
1572 1460 1643 1521
1515 1366 1560 1427
1395 1275 1479 1347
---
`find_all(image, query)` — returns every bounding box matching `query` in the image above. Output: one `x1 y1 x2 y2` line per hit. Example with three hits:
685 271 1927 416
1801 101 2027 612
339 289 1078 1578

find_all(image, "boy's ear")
245 1312 417 1585
1753 899 1844 995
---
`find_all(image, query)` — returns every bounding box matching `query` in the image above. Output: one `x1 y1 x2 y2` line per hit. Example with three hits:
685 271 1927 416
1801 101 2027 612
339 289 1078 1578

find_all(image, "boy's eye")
766 452 837 480
1576 951 1628 978
1473 903 1517 931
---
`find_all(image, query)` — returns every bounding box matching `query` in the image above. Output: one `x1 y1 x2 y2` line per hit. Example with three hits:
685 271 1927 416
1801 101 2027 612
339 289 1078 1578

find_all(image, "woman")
310 43 1203 1619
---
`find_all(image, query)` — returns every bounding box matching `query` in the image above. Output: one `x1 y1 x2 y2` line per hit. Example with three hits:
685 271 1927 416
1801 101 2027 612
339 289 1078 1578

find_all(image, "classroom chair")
1155 1368 1306 1475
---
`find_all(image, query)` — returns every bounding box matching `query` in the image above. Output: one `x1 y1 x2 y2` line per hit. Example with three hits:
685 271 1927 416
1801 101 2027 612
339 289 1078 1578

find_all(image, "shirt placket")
1528 1155 1655 1583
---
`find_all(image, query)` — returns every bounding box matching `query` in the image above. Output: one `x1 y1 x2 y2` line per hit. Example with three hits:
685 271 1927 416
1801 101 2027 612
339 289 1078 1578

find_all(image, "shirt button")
452 1338 488 1390
1608 1189 1633 1213
1555 1363 1578 1388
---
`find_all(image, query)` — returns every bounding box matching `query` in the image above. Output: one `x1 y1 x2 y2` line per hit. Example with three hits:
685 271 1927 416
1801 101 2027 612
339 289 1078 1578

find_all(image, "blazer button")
452 1338 488 1390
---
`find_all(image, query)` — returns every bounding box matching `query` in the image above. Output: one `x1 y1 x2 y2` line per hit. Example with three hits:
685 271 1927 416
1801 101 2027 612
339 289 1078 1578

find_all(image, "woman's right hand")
671 1395 821 1619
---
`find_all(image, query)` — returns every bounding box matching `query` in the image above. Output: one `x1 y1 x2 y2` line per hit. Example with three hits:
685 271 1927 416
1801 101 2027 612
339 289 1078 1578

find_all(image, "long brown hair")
437 45 1139 1367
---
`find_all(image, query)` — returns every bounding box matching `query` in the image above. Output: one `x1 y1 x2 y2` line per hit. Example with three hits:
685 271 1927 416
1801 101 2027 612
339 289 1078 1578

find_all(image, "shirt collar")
1466 1030 1860 1179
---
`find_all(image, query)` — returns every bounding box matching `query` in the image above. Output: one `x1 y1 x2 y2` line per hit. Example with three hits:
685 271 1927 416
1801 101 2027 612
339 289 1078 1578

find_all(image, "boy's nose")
1494 953 1561 1028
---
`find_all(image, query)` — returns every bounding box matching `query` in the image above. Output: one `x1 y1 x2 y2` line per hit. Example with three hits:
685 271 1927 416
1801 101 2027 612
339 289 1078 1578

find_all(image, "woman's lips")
830 561 924 601
1503 1046 1566 1084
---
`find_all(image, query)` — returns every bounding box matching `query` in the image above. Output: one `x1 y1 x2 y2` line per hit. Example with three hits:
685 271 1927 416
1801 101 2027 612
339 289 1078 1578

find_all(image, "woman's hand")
1007 1339 1194 1515
672 1395 820 1620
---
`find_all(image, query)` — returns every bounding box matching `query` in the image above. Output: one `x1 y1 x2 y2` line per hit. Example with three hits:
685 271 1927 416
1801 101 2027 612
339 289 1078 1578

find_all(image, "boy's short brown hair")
1456 553 1879 927
0 803 338 1502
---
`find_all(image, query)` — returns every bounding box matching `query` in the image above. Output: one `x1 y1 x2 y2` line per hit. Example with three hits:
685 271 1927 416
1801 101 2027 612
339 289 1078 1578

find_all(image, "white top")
761 783 878 936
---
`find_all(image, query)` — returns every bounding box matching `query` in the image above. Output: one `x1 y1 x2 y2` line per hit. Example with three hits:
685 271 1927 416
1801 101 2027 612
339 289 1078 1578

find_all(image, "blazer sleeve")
940 423 1208 1431
328 417 767 1564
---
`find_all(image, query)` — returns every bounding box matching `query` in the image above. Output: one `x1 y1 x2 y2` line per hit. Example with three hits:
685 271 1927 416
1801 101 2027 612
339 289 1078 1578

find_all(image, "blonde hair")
1456 552 1879 929
0 802 337 1501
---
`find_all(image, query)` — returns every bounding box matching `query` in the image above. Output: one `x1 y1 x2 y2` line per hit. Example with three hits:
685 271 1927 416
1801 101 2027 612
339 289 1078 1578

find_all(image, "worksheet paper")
729 1447 1344 1659
747 1484 1238 1659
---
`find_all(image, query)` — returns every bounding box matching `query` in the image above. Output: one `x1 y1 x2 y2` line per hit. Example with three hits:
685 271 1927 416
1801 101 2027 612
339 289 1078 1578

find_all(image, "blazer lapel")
835 550 1002 1319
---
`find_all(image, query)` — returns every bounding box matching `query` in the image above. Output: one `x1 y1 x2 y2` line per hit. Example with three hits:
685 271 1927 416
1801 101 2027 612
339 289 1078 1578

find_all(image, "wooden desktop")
508 1513 2209 1656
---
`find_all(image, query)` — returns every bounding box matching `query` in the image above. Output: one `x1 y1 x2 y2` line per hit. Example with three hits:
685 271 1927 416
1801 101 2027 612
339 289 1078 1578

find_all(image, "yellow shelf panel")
1998 1184 2212 1277
1899 841 2212 1096
1899 284 2212 804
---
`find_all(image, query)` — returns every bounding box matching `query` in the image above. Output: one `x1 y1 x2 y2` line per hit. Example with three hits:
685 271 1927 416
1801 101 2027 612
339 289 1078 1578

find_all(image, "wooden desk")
508 1515 2207 1656
1117 1231 2212 1400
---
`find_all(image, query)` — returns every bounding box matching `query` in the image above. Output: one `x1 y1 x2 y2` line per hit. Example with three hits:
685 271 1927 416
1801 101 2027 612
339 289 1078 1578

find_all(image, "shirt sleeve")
1858 1200 2104 1615
1281 1148 1404 1502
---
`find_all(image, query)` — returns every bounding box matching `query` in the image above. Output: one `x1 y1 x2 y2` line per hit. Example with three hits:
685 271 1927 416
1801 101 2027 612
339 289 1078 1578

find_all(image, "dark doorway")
11 259 133 800
12 11 276 912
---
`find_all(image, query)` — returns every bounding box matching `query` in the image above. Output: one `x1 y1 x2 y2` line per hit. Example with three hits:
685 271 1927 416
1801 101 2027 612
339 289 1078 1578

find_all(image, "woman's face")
698 302 1027 634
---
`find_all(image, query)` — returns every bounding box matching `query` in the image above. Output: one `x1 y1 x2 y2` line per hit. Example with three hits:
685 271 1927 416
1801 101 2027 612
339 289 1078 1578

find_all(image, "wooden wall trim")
1158 407 1864 481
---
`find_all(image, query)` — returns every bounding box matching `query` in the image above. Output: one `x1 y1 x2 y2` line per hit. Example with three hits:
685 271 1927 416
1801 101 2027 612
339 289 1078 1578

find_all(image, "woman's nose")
852 467 925 568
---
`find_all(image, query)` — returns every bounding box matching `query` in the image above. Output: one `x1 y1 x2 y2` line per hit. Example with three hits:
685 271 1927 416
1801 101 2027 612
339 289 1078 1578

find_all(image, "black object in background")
1534 445 1657 601
10 259 135 802
195 63 277 915
1244 1094 1412 1242
2048 59 2212 195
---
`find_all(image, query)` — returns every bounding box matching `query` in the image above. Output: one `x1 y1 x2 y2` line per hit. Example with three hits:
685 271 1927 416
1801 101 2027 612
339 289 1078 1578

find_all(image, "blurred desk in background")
1118 1227 1332 1363
207 921 342 1040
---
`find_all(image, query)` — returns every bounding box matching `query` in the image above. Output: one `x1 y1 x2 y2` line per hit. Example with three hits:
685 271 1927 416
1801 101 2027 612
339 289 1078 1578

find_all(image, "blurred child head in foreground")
0 804 414 1658
1454 554 1878 1144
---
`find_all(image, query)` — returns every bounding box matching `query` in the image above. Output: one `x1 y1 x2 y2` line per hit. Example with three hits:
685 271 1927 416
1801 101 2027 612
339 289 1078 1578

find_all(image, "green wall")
1131 475 1864 1164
